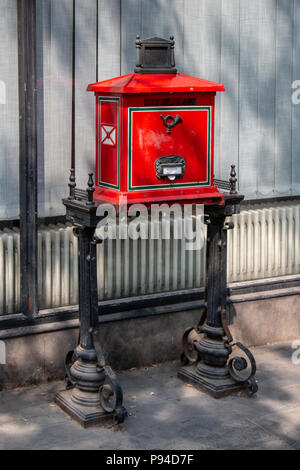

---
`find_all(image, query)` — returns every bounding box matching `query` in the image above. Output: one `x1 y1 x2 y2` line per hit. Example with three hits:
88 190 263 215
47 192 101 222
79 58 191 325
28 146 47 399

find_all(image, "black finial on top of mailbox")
134 35 177 74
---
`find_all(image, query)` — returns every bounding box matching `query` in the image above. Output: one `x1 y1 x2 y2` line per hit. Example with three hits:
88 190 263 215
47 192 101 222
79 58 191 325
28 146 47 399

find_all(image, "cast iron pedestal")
178 167 258 398
55 172 127 427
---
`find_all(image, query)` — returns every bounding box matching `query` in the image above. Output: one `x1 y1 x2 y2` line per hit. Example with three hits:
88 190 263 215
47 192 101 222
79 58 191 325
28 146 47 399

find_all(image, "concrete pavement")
0 341 299 450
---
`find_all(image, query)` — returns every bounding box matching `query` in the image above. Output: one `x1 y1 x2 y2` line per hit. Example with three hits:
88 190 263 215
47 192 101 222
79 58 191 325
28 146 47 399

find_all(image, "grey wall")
36 0 97 218
0 0 300 219
0 0 19 220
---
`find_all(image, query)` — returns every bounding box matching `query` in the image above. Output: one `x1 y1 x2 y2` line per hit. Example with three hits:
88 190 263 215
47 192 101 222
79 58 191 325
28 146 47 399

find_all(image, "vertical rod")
17 0 38 316
96 0 99 82
71 0 76 172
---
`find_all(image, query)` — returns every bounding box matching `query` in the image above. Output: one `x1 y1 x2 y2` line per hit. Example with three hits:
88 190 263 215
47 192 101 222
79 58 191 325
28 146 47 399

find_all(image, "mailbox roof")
87 73 225 94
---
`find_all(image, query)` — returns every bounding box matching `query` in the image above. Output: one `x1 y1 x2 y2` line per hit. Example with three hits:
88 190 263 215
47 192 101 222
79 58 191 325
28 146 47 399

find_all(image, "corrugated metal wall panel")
0 203 299 315
95 215 206 300
227 204 300 282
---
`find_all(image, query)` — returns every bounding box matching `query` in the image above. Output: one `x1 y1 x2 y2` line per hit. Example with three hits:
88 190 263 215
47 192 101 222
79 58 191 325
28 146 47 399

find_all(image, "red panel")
129 107 211 190
98 99 119 188
93 92 223 206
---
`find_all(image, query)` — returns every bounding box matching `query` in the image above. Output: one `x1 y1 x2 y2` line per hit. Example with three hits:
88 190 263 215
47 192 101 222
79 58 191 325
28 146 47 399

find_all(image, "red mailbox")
87 36 225 206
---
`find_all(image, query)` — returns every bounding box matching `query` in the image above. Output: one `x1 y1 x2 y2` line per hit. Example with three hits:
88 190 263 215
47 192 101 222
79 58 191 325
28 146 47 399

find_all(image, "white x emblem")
101 125 116 146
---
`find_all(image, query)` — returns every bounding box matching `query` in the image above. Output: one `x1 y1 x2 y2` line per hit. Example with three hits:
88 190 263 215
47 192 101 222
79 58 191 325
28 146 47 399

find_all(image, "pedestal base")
55 389 114 428
178 363 245 398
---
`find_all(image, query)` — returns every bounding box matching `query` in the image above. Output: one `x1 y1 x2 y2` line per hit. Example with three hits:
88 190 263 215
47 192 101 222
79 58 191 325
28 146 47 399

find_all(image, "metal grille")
214 179 231 191
96 217 206 301
0 203 299 315
0 227 20 314
37 224 78 310
227 204 300 282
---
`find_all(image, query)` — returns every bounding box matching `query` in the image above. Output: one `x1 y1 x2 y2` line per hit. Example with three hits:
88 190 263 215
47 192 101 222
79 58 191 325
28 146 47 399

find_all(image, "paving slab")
0 341 300 450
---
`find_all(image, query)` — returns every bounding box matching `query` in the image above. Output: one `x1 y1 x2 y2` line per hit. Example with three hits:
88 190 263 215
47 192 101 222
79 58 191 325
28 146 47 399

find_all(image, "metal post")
17 0 38 316
71 0 76 173
178 166 258 398
62 226 107 413
56 173 126 427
